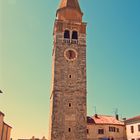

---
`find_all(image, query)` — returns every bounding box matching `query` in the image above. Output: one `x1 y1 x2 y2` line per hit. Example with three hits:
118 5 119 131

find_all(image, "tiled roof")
87 115 124 126
125 115 140 123
4 122 12 128
58 0 82 13
0 111 5 116
87 116 95 124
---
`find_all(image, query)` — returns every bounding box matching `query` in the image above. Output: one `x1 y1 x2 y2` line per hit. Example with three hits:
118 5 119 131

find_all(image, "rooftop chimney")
116 114 119 120
95 114 98 118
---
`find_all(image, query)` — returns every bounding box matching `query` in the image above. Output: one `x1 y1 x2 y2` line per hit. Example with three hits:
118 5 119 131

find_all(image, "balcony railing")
63 39 78 44
64 38 70 44
71 39 78 44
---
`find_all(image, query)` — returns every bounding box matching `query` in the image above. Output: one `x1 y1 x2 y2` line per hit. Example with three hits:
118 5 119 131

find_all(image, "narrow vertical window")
68 128 71 132
69 75 72 78
87 129 89 134
69 103 71 107
131 126 134 133
113 127 116 132
138 125 140 132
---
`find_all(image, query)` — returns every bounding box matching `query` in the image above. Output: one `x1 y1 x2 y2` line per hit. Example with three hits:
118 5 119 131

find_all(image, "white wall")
126 122 140 140
87 124 126 140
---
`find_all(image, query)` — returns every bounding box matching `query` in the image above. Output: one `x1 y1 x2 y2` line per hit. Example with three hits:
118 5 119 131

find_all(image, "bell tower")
49 0 87 140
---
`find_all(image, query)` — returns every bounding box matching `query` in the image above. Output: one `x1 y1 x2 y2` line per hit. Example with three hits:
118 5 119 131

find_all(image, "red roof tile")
87 115 124 125
126 115 140 122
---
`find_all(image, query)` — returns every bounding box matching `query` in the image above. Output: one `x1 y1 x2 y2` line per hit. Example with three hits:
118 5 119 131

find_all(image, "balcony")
63 39 78 44
71 39 78 44
64 38 70 44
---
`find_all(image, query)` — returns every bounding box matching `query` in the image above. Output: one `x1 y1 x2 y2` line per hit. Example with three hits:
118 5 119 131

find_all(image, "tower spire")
56 0 83 21
58 0 82 13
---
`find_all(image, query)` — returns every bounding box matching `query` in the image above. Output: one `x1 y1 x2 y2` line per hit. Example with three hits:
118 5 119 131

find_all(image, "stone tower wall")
49 1 87 140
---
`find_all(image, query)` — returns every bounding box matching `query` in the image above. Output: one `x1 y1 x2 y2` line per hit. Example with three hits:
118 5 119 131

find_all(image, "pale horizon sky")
0 0 140 139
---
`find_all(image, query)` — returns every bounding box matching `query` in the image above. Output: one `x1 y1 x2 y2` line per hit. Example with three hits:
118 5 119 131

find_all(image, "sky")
0 0 140 139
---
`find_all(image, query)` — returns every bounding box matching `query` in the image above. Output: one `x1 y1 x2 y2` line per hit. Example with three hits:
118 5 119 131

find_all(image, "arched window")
64 30 70 39
72 31 78 40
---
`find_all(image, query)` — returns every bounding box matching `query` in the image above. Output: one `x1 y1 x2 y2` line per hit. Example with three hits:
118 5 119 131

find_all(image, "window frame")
98 128 104 135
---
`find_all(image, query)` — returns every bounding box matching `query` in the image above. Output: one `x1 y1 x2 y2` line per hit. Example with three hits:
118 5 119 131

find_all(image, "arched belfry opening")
72 31 78 40
64 30 70 39
72 31 78 44
64 30 70 43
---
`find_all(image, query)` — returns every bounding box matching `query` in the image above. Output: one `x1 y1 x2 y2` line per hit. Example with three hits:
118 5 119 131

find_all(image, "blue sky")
0 0 140 139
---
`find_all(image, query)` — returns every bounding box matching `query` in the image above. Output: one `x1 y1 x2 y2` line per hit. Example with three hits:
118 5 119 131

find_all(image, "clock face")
64 49 77 61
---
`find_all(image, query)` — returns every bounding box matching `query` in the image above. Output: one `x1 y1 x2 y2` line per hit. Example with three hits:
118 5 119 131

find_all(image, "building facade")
49 0 87 140
18 136 47 140
87 114 126 140
0 112 4 140
0 111 12 140
125 116 140 140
